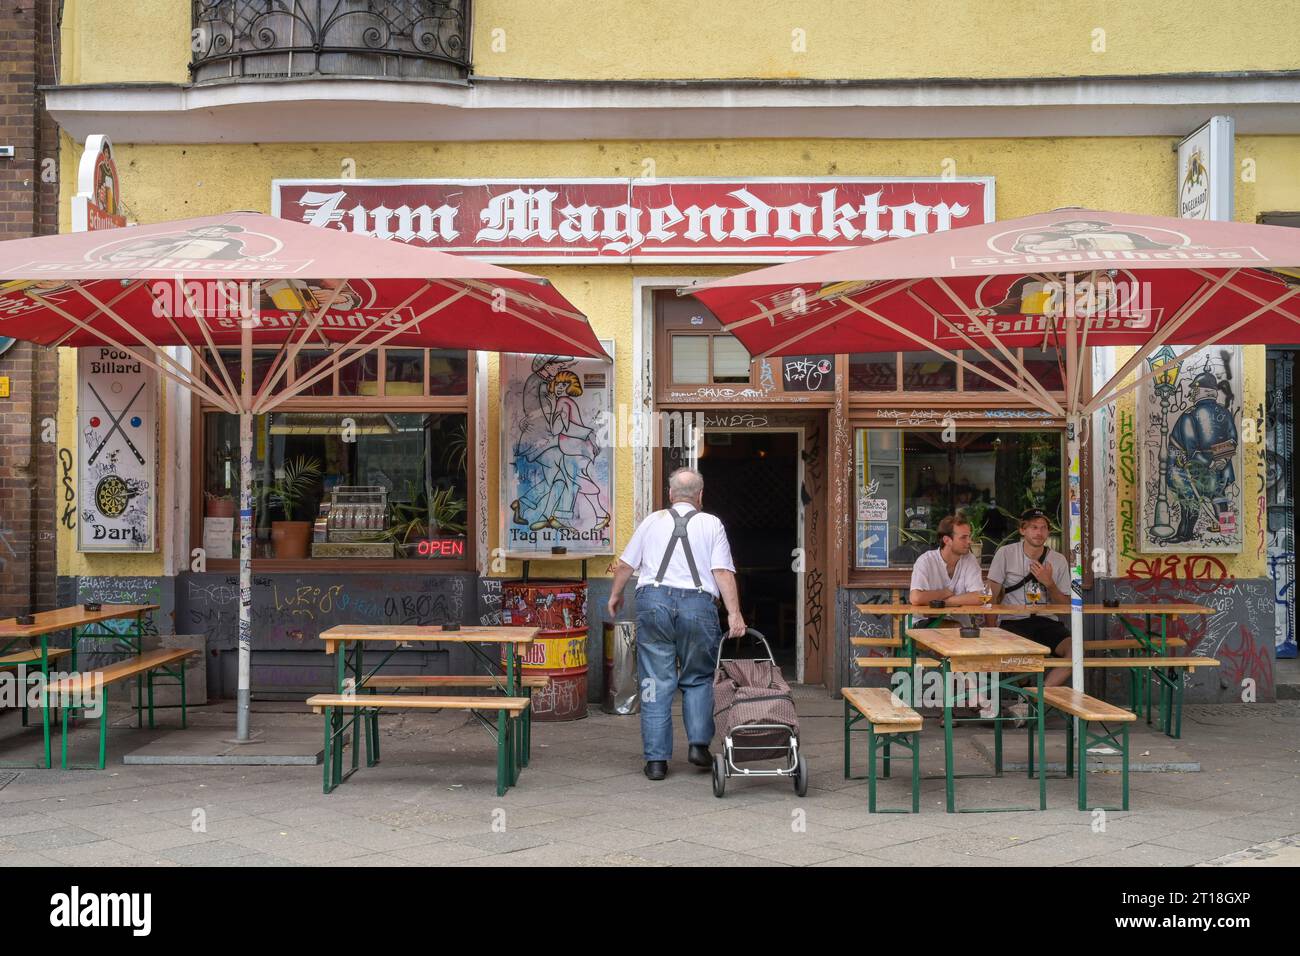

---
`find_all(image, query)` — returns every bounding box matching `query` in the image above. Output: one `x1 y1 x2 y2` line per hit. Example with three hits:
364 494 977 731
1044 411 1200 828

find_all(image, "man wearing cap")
986 508 1073 688
607 467 746 781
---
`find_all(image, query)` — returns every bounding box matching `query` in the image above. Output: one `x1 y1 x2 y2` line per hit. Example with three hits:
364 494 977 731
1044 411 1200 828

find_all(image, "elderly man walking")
608 468 746 780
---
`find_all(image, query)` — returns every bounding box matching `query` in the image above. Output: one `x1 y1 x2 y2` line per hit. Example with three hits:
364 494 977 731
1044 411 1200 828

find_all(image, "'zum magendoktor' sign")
273 178 994 263
77 348 157 552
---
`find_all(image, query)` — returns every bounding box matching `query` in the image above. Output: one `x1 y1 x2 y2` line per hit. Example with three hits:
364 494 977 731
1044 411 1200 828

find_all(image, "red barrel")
501 581 589 721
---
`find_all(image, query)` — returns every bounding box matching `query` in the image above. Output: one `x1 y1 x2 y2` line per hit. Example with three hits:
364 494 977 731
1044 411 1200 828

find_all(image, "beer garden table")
855 601 1215 736
904 627 1051 813
0 603 158 768
315 624 538 791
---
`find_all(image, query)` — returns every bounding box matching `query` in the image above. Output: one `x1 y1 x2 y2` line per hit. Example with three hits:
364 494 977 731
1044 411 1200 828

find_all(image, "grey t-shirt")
988 542 1070 621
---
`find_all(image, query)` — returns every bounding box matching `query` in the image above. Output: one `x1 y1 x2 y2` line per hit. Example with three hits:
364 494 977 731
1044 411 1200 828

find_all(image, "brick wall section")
0 2 60 617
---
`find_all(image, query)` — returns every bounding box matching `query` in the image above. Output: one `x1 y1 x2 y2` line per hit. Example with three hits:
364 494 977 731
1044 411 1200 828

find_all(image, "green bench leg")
882 735 891 778
180 660 187 730
842 699 851 778
147 670 156 730
60 703 69 770
98 704 108 771
136 673 143 729
42 691 52 770
911 732 921 813
1066 714 1074 777
1077 718 1088 810
496 708 508 797
867 727 878 813
322 706 333 794
1122 723 1130 810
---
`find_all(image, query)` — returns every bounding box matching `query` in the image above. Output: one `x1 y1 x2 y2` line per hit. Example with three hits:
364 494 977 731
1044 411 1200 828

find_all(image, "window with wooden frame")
848 348 1065 395
191 346 474 570
656 292 752 387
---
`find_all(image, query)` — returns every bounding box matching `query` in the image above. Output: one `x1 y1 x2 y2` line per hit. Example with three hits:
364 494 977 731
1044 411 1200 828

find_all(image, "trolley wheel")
793 752 809 797
712 753 726 798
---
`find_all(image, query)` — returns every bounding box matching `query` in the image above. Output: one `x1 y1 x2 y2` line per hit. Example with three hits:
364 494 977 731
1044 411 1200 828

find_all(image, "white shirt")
909 549 984 598
619 502 735 598
988 542 1070 621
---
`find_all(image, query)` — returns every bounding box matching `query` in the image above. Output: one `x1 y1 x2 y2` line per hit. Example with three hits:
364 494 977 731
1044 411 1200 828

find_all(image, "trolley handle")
715 626 776 670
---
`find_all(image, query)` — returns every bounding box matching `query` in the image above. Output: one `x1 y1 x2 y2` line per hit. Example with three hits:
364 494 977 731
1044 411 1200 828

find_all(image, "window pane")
428 349 469 396
901 351 956 391
671 335 708 384
293 348 333 396
201 411 469 561
208 348 277 395
338 350 379 396
962 350 1006 392
712 336 750 383
384 349 424 396
853 427 1063 569
1022 348 1064 391
848 353 897 391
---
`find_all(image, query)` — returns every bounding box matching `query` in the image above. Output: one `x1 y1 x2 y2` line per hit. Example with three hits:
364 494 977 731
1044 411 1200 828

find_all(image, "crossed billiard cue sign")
86 381 147 467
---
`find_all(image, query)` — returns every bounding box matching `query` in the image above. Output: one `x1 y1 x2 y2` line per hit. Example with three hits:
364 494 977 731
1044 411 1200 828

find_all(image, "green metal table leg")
40 636 51 770
1036 671 1046 810
147 670 156 729
180 659 188 730
1026 717 1034 778
993 675 1003 776
883 735 891 779
943 660 955 813
60 701 69 770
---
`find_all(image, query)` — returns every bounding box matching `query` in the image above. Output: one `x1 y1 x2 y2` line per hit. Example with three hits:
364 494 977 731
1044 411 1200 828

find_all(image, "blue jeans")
635 585 722 762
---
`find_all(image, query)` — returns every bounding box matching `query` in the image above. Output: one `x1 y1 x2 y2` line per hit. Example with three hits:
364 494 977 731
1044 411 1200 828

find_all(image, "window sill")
201 559 474 574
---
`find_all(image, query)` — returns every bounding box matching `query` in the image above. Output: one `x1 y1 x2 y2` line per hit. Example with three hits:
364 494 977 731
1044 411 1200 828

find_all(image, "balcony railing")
190 1 471 83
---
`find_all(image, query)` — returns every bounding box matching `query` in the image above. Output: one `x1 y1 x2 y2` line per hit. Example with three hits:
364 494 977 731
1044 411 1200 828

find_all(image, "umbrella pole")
1066 413 1084 692
236 313 254 741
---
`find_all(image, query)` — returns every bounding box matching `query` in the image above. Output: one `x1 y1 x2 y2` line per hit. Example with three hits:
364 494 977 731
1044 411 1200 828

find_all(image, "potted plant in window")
382 482 467 558
204 490 235 518
261 455 323 559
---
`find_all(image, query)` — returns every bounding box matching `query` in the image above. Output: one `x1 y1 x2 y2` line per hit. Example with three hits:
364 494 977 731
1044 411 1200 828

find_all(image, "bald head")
668 467 704 505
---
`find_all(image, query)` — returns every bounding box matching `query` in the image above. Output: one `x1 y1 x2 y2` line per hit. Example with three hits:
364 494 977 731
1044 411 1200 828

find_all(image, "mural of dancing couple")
503 350 615 556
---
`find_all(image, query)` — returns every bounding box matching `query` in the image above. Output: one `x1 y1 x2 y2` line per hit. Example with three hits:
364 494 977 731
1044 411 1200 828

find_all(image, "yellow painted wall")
61 0 1300 85
54 132 1300 578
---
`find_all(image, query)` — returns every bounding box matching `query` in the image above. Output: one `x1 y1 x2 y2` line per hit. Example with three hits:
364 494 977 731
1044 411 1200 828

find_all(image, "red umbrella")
688 208 1300 690
0 211 606 740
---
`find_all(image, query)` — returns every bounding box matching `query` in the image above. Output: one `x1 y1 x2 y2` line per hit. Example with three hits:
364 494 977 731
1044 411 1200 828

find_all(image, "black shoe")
644 760 667 780
688 744 712 768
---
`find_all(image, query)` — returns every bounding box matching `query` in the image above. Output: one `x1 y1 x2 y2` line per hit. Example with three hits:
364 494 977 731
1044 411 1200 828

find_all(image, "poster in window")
77 348 157 552
1136 346 1243 553
501 343 615 557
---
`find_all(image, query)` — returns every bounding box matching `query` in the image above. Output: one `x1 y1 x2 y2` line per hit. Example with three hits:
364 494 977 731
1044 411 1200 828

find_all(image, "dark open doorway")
697 430 801 671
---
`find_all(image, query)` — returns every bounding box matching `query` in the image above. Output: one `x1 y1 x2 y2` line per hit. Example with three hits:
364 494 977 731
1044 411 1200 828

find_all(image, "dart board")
95 474 130 518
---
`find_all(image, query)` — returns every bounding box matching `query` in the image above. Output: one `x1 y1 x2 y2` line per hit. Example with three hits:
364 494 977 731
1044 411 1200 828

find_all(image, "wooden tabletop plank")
856 602 1214 616
906 627 1050 659
306 693 530 713
0 604 159 639
318 625 539 645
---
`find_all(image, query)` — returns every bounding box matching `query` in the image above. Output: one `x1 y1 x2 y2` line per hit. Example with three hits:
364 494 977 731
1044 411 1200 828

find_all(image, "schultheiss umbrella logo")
996 219 1187 255
87 224 285 266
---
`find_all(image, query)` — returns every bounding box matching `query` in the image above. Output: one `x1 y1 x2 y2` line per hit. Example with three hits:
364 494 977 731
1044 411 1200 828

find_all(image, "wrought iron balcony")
190 1 471 83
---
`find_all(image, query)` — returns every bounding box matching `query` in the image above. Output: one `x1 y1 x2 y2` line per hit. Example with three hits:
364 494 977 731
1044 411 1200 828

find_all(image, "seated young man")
986 508 1072 688
909 514 986 610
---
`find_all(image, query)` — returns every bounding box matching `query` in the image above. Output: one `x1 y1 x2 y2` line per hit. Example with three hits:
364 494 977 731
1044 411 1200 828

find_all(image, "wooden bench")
360 674 551 768
0 647 71 728
1083 638 1187 652
1019 686 1138 811
306 693 531 796
854 656 940 671
842 687 923 813
44 648 195 770
1043 656 1218 739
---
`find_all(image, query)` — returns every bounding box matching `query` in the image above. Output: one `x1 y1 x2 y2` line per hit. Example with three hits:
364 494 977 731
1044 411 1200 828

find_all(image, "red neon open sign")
416 538 465 557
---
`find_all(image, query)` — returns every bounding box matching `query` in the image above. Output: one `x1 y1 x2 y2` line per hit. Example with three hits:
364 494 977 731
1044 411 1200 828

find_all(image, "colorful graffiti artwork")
1136 346 1243 554
1266 351 1297 658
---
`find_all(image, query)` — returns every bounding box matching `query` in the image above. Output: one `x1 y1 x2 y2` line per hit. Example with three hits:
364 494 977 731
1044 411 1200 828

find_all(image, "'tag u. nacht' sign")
273 178 994 263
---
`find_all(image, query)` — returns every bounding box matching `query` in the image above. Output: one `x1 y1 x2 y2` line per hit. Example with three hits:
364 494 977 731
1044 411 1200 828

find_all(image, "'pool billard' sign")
77 348 157 553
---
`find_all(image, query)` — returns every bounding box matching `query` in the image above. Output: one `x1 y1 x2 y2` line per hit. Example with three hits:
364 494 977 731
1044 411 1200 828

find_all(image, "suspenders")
653 507 705 591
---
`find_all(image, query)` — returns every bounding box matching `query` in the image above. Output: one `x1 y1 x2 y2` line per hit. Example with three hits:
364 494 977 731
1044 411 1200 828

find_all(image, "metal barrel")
501 581 589 721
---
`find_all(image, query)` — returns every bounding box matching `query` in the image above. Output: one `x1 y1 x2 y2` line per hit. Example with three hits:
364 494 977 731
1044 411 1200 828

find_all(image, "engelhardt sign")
273 178 994 263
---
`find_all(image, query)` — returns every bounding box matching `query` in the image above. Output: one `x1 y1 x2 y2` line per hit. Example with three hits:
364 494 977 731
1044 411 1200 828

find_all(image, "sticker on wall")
500 342 615 558
1136 345 1243 554
77 348 157 552
783 355 834 392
